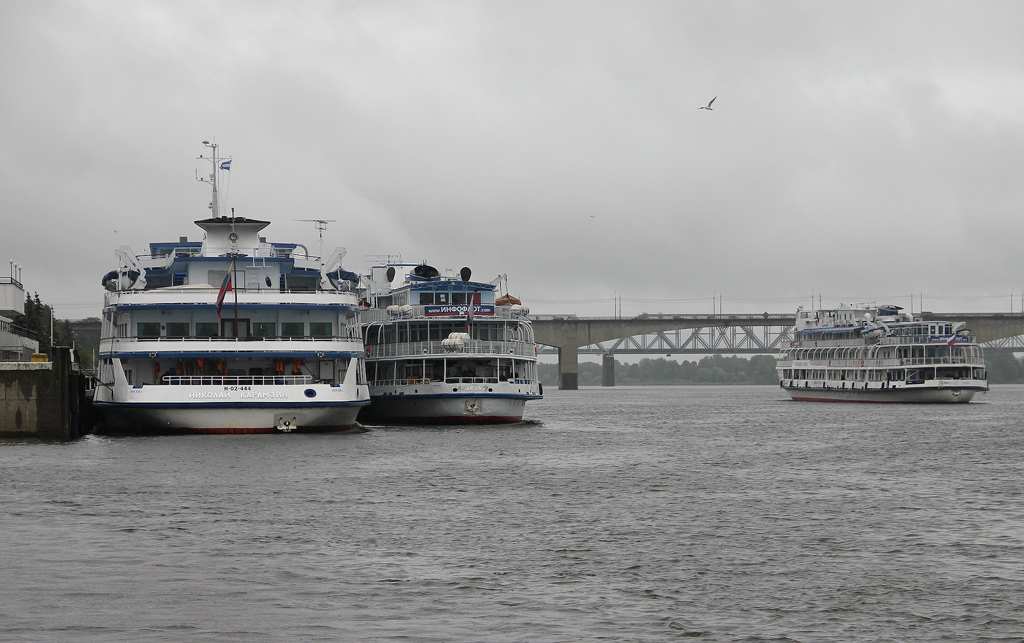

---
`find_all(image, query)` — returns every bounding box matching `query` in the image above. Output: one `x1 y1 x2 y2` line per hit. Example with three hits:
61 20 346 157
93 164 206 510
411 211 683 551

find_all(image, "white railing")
160 375 313 386
367 340 537 359
361 305 530 323
787 356 984 369
105 332 361 344
878 336 978 346
369 376 536 387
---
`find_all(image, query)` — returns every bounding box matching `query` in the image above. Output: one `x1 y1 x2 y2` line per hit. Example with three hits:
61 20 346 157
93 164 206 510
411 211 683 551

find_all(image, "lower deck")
366 354 539 390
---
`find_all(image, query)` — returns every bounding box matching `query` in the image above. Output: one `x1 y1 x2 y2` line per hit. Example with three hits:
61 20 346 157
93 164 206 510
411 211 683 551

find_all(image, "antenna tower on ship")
197 140 232 218
297 219 336 266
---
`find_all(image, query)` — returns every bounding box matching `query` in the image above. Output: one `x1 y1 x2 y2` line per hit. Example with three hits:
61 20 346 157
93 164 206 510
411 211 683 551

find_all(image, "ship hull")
94 402 368 434
93 381 370 434
359 394 530 425
781 382 984 403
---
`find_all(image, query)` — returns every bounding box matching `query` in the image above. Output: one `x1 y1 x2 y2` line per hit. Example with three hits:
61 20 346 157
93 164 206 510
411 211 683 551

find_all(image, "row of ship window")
131 321 334 339
781 367 984 381
366 358 537 383
365 321 526 344
417 292 483 305
784 345 980 360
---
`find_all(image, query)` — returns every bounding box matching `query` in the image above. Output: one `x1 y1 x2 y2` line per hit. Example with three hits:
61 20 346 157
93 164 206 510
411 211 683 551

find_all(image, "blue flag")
220 159 231 170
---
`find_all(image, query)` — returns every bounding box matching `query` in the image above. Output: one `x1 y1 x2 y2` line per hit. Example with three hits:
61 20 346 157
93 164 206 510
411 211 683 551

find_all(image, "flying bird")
699 96 716 110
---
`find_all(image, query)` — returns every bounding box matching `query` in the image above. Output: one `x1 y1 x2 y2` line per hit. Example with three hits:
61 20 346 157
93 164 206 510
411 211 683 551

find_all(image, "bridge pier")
557 345 578 390
602 353 615 386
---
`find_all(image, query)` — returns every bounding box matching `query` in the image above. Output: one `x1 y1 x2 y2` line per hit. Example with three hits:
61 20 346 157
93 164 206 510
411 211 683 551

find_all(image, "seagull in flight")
699 96 717 110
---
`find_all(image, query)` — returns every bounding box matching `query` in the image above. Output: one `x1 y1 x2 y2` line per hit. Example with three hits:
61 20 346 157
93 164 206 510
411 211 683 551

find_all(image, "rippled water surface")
3 385 1024 642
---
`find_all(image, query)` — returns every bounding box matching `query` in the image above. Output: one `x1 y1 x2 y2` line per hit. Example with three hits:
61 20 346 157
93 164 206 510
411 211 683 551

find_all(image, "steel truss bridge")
537 321 794 356
534 314 1024 357
531 312 1024 389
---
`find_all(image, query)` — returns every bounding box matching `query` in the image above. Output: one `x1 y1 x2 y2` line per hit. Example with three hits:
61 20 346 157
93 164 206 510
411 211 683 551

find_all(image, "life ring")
366 347 371 357
860 360 864 366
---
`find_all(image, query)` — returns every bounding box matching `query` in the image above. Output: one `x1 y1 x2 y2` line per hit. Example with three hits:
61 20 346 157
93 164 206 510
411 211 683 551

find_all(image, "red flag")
216 272 232 317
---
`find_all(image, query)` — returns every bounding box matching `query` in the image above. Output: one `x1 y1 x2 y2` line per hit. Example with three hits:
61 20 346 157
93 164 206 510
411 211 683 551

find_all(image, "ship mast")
197 140 230 218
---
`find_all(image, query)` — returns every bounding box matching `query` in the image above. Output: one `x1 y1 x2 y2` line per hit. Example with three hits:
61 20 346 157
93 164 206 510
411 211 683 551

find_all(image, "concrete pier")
0 347 93 440
602 353 615 386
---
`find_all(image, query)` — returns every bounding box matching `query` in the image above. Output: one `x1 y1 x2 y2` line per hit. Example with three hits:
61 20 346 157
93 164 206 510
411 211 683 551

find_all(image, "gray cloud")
3 1 1024 318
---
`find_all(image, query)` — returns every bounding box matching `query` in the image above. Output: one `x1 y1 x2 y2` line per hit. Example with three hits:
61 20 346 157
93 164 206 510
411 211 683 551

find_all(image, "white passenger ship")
777 304 987 403
93 143 369 433
359 262 542 424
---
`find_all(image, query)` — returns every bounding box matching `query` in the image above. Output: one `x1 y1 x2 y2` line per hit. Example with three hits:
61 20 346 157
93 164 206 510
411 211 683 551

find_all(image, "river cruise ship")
93 144 369 433
777 304 987 403
359 262 542 424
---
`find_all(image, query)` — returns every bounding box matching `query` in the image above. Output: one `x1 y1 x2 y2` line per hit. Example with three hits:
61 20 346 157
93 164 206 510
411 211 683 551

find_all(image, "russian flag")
216 271 232 317
465 299 475 331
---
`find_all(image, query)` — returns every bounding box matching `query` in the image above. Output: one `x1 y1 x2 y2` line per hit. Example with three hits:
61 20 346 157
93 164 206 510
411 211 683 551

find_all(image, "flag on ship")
465 298 475 331
220 159 231 170
216 271 232 317
947 334 956 347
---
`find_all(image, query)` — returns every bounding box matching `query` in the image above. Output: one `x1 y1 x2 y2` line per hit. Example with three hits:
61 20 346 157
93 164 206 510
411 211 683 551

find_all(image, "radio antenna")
296 219 336 265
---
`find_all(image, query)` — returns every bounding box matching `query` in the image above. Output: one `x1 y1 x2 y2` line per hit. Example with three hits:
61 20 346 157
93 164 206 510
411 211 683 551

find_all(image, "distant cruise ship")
93 143 369 433
777 304 988 403
358 262 542 423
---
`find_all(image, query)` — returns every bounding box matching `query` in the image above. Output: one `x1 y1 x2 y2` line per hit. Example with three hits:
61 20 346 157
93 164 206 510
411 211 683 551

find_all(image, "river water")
2 385 1023 642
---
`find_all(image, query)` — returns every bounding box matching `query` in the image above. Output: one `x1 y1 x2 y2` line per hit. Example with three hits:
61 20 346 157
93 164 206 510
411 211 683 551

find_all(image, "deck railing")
368 376 536 387
787 356 985 369
159 375 314 386
361 305 530 323
106 332 361 343
366 340 536 359
0 320 37 340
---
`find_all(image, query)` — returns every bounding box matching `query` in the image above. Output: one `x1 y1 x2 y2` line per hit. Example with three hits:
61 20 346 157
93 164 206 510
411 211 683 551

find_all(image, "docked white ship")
93 143 369 433
777 304 988 403
359 262 542 424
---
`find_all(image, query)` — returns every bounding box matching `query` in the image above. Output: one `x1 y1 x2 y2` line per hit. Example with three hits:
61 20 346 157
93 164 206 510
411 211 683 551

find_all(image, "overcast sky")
3 1 1024 319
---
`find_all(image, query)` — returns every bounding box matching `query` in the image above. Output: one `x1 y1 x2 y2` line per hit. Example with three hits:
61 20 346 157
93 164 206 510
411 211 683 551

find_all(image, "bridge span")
532 312 1024 390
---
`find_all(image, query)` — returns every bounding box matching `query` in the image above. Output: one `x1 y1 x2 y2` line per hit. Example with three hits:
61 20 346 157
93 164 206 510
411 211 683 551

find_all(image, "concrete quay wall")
0 348 91 440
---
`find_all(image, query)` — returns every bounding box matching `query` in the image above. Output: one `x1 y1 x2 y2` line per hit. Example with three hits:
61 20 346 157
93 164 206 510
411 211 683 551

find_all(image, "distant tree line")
538 354 780 387
983 351 1024 384
539 352 1024 386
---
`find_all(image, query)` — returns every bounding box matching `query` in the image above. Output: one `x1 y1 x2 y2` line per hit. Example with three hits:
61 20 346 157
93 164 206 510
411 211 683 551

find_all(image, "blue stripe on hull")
100 351 362 359
93 400 370 409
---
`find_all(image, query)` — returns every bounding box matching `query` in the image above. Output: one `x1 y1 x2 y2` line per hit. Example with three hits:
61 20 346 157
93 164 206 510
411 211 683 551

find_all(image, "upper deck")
793 304 977 348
